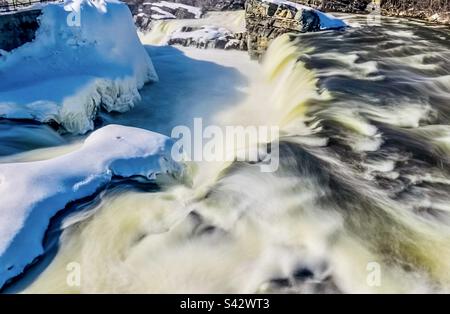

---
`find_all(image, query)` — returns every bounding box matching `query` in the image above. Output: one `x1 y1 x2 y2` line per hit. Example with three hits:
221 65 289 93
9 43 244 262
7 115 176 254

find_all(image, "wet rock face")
245 0 321 59
380 0 450 24
0 10 41 52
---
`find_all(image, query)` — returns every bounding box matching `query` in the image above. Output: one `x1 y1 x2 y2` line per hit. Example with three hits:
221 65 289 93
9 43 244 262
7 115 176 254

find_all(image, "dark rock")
181 26 195 32
269 277 292 287
0 9 41 52
126 3 140 15
293 267 315 280
214 37 229 49
301 8 321 32
174 7 197 19
134 13 152 31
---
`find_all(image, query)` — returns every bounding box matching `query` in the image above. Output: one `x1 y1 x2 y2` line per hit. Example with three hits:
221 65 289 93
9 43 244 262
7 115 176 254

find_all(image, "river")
2 12 450 293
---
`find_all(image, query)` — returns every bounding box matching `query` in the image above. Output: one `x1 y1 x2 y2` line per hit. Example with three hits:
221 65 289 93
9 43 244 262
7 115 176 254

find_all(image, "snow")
261 0 348 30
170 25 232 44
0 124 185 288
104 44 259 135
150 6 176 19
0 0 158 134
145 1 203 19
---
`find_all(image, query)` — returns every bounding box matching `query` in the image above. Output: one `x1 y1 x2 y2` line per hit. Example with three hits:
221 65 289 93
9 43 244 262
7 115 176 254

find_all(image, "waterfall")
17 14 450 294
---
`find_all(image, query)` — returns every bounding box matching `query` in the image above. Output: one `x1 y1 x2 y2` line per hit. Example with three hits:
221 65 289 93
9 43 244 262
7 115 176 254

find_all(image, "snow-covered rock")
149 1 203 19
168 25 233 48
0 0 158 134
148 6 177 19
0 124 185 288
133 0 204 31
260 0 347 30
246 0 347 58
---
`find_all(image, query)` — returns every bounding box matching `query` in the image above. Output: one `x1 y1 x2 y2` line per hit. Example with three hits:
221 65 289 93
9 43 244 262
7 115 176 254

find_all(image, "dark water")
293 15 450 216
0 120 66 157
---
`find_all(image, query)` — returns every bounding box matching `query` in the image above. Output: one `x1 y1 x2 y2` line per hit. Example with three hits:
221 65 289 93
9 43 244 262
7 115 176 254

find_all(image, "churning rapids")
1 13 450 293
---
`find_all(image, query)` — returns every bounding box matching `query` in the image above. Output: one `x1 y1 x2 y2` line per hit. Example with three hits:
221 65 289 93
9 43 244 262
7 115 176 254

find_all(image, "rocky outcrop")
167 26 247 50
380 0 450 24
128 0 205 31
134 12 153 31
0 9 41 52
246 0 323 59
141 0 202 18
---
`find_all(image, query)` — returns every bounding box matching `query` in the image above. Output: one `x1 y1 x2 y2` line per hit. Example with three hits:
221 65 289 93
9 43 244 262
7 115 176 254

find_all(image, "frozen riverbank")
0 0 157 134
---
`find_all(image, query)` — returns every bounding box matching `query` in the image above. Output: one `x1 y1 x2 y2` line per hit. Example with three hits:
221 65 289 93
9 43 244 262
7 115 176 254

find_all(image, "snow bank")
261 0 347 30
0 124 184 288
0 0 158 134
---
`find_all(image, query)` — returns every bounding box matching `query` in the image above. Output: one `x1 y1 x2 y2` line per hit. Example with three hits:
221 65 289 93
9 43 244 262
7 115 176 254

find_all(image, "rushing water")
2 13 450 293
